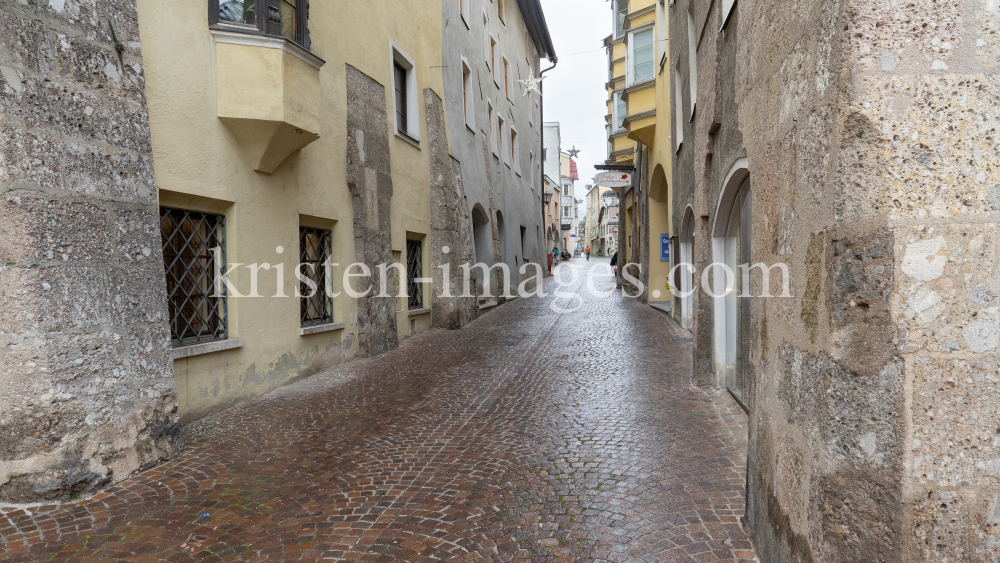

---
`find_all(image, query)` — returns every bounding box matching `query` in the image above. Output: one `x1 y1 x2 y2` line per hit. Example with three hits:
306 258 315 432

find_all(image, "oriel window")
299 227 333 327
212 0 311 50
160 208 228 348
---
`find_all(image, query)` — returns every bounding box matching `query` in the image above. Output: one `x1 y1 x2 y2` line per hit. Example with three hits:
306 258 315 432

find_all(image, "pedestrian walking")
610 251 618 275
585 245 591 260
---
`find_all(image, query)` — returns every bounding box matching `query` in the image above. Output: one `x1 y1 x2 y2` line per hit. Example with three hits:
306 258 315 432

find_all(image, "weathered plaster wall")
671 0 745 388
0 0 179 502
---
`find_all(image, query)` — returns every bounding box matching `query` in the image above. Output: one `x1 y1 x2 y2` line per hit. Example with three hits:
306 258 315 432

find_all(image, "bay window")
628 26 655 84
212 0 311 49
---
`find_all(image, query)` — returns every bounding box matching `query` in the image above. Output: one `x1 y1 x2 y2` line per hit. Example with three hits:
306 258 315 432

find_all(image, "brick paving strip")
0 260 756 562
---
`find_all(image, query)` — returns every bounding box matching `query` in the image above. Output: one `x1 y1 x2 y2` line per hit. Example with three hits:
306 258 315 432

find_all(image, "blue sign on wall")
660 233 670 262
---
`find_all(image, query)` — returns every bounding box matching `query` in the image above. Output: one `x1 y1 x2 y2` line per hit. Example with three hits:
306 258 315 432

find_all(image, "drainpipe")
539 57 557 271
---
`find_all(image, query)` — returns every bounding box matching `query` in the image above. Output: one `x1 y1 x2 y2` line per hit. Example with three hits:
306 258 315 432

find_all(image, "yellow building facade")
136 0 455 423
584 185 612 254
605 0 673 306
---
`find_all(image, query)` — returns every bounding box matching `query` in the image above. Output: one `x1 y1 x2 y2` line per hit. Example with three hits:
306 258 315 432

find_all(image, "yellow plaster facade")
137 0 446 423
605 0 673 304
585 185 612 252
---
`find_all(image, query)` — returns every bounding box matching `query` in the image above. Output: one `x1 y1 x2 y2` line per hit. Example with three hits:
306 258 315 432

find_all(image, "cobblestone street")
0 260 754 562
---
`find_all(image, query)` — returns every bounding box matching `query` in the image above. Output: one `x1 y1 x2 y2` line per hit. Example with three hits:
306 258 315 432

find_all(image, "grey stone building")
442 0 556 293
672 0 1000 560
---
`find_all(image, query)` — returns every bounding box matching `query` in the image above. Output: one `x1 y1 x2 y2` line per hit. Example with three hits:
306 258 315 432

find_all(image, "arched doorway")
679 206 695 329
712 159 751 409
472 204 492 266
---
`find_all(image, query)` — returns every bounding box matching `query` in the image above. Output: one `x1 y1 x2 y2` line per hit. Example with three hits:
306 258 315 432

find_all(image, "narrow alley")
0 260 753 563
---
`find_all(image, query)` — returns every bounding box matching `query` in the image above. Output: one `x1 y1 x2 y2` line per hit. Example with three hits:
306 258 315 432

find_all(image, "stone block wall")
0 0 179 502
731 0 1000 560
345 64 399 358
424 88 479 329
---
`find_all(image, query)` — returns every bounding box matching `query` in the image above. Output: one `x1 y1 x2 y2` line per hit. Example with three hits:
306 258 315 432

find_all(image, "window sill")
300 322 345 336
171 339 245 360
408 308 431 317
210 28 325 70
395 130 422 148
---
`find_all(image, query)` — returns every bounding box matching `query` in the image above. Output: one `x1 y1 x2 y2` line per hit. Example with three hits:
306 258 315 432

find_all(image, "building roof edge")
516 0 557 61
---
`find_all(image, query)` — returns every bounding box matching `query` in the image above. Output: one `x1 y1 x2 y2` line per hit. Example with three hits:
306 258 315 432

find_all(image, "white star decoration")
518 71 544 96
567 146 581 159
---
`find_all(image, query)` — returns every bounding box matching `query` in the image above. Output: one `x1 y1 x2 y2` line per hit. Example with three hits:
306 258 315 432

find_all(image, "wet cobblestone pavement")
0 259 755 562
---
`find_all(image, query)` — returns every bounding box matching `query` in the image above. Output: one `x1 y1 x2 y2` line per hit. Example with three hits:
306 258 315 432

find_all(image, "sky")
539 0 610 221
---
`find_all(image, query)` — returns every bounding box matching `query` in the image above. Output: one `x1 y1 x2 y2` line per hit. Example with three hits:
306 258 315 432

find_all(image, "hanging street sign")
595 171 632 188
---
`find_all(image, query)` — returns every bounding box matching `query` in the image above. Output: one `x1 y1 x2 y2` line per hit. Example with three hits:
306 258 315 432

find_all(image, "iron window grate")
406 239 423 310
160 208 228 348
300 227 333 327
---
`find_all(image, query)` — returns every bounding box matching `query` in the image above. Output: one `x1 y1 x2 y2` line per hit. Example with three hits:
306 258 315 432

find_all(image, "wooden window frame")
503 56 511 100
391 43 420 144
394 62 409 136
210 0 311 50
498 115 506 164
491 36 499 85
462 58 475 131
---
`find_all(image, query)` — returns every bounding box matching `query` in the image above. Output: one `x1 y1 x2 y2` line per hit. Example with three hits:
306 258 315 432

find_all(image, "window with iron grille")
300 227 333 327
211 0 311 50
406 239 423 310
160 208 228 348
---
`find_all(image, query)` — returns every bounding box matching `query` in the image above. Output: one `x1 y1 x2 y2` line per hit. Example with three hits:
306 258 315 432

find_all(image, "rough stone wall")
733 0 908 558
424 88 479 329
840 0 1000 558
731 0 1000 559
345 65 398 357
0 0 180 502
